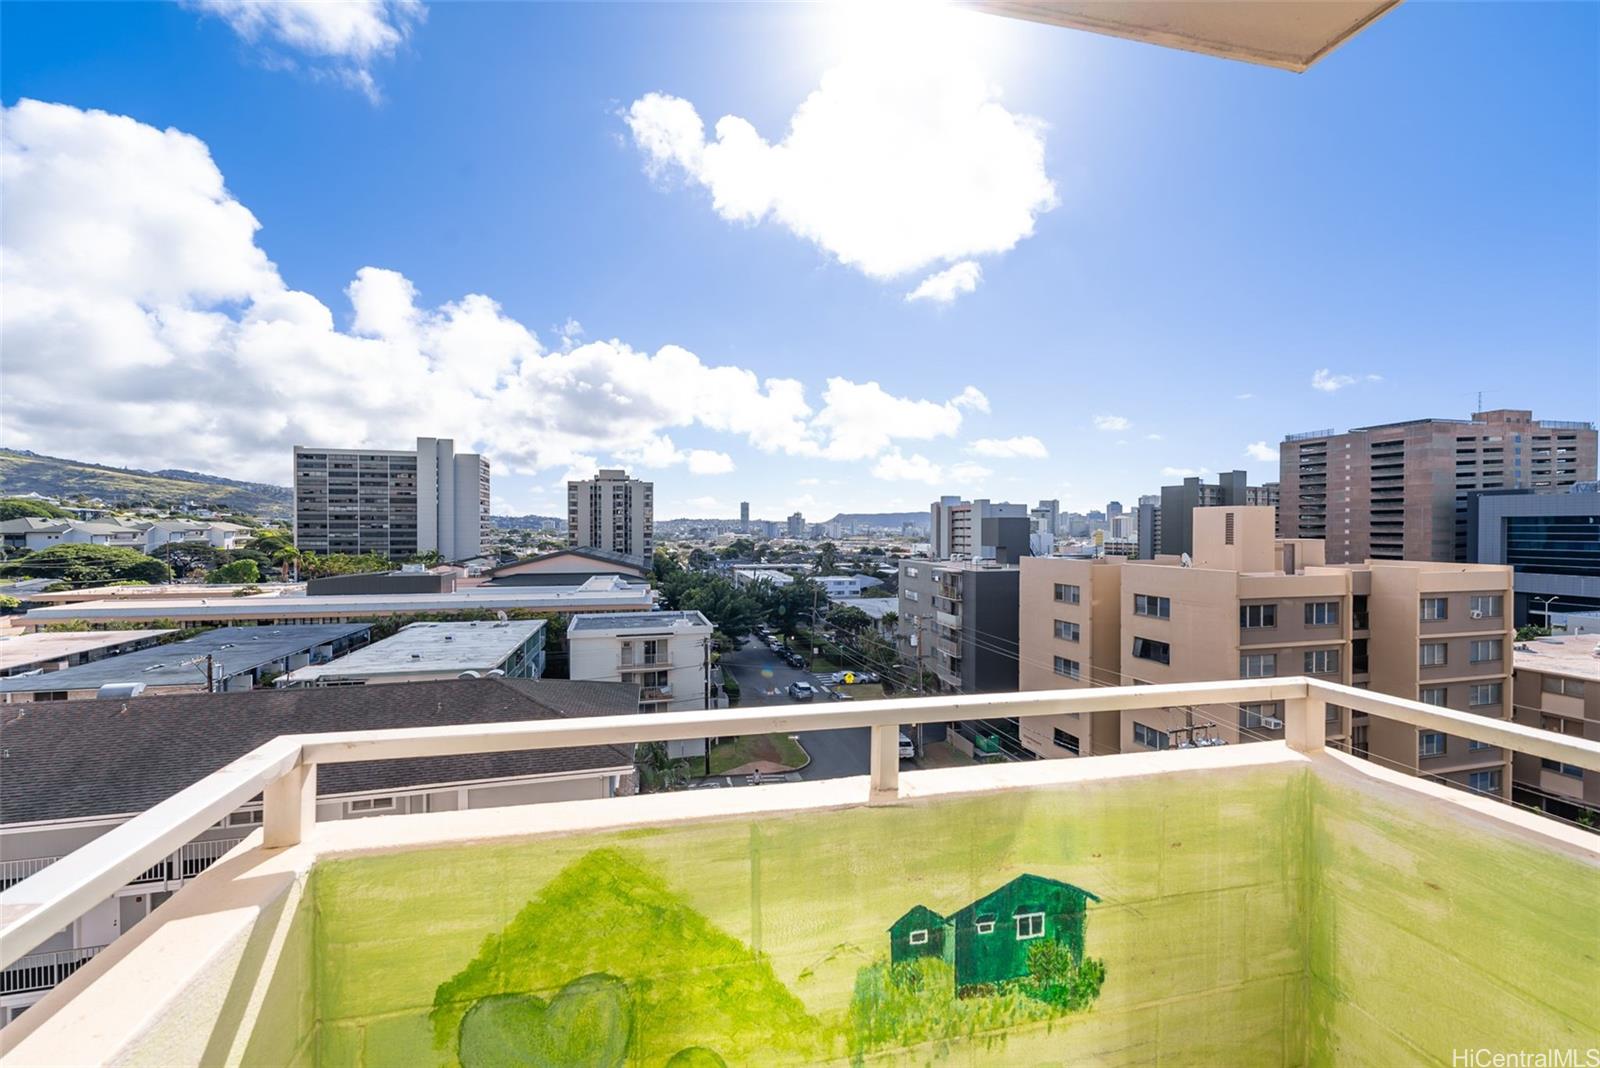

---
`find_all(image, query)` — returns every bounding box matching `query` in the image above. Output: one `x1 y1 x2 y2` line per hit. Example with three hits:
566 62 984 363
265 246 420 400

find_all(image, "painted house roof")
948 874 1101 923
888 903 950 933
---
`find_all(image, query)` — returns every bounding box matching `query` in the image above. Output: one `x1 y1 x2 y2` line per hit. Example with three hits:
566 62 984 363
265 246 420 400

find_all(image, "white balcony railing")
1 678 1597 970
0 946 105 996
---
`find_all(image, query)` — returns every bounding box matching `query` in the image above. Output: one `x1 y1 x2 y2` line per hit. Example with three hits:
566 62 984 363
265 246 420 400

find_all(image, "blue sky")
2 1 1595 521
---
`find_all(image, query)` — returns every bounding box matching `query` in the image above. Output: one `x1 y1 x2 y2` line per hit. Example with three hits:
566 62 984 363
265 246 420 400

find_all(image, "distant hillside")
491 514 566 531
824 511 930 530
0 449 291 518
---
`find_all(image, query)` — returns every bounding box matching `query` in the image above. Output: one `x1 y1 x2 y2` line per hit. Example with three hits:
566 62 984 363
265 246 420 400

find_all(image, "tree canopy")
0 543 171 586
0 498 70 520
208 558 261 584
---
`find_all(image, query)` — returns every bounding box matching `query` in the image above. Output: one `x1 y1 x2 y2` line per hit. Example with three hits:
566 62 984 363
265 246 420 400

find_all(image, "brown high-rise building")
1278 409 1597 563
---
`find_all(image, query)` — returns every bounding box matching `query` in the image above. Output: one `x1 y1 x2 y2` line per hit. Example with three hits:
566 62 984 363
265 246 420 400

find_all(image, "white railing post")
1284 687 1324 754
263 762 316 848
869 724 900 803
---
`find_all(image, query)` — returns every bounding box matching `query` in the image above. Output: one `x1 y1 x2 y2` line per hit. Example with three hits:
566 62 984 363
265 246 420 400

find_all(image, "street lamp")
1531 595 1560 632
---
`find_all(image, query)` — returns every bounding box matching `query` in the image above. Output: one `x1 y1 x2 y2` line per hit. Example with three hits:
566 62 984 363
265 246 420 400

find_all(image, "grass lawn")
708 733 809 775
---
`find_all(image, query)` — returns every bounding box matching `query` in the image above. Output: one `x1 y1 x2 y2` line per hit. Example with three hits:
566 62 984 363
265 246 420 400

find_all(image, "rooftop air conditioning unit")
1261 717 1285 730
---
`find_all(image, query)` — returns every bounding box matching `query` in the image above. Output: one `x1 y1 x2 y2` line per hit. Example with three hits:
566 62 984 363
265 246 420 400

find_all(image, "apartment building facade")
929 497 1031 565
1278 409 1597 564
566 610 714 760
1508 634 1598 823
293 436 491 561
897 560 1019 694
1018 506 1514 797
566 469 653 569
1156 470 1279 557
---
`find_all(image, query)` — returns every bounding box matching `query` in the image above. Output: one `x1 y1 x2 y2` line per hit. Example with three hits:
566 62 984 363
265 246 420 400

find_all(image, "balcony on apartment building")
1 678 1595 1065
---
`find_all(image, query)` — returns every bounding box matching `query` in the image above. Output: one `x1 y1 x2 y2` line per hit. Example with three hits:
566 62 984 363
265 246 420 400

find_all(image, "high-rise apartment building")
567 469 653 569
1135 494 1161 559
930 497 1031 565
1018 506 1513 797
293 437 490 561
739 502 750 532
1279 409 1597 563
1156 471 1278 557
786 512 805 538
1030 499 1060 536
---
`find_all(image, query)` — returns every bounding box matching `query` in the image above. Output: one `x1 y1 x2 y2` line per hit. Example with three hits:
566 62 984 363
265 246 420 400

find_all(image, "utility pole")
205 654 215 694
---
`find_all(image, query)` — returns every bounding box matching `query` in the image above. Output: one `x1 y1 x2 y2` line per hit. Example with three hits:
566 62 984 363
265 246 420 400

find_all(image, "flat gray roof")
0 629 176 673
567 610 712 634
279 620 545 682
0 624 370 693
1513 634 1600 683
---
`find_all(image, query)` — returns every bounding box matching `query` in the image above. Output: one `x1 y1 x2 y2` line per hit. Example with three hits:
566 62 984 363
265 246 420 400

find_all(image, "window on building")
908 929 929 946
1015 912 1045 940
1131 637 1170 665
1134 594 1171 619
1053 620 1080 642
1304 602 1340 627
1420 643 1448 667
1054 583 1081 604
975 918 996 935
1468 739 1495 752
347 796 397 814
1467 770 1502 794
905 567 918 578
1540 758 1584 779
1053 656 1081 680
1419 732 1446 758
1240 653 1277 678
1469 640 1501 663
1133 721 1169 750
1470 682 1503 707
1420 597 1449 621
1239 604 1277 629
904 590 919 602
1302 649 1339 675
226 809 264 827
1419 687 1448 706
1053 728 1080 755
1240 702 1284 730
1541 676 1586 698
1468 594 1503 618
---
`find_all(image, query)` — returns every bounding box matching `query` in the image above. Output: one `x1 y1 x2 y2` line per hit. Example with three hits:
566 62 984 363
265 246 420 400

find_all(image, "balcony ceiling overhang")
970 0 1402 72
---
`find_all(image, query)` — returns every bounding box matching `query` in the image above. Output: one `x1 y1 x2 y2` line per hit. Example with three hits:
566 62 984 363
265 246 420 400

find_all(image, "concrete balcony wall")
5 749 1596 1065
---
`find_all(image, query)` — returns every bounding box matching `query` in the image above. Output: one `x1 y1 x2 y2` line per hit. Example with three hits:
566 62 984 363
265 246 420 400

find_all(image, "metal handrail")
0 945 105 995
2 678 1597 971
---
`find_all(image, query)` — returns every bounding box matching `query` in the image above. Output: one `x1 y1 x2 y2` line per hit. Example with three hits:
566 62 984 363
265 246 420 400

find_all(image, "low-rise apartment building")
897 560 1019 694
1508 634 1598 823
566 610 715 760
276 620 545 686
0 630 175 678
0 678 637 1023
1018 506 1514 797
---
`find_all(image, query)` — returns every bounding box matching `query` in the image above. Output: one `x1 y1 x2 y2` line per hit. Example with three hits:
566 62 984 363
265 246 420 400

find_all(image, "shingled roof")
0 678 639 825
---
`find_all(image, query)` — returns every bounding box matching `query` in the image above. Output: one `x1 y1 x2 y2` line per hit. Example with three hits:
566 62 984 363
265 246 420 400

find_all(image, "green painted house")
889 874 1099 992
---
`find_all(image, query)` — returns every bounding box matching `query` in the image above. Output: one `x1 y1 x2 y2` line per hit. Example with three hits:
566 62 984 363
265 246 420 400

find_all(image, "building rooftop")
1513 634 1600 683
831 597 897 621
0 629 176 674
18 577 654 625
0 678 638 825
567 610 713 635
0 624 370 694
278 620 545 683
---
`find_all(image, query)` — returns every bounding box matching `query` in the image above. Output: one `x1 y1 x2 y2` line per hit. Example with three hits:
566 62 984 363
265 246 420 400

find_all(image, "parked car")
898 732 915 759
785 653 805 669
788 681 815 701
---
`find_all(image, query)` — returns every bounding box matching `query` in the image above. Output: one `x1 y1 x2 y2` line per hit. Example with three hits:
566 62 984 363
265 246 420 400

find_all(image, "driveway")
719 637 901 782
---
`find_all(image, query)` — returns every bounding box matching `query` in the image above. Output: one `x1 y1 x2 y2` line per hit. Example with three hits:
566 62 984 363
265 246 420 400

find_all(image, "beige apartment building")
1278 409 1597 563
1508 634 1598 822
1019 507 1514 797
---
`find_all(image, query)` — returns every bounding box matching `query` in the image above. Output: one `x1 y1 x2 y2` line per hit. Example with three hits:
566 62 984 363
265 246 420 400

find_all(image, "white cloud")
190 0 423 102
1244 441 1277 462
1234 392 1256 400
871 450 945 484
682 495 725 514
1092 414 1131 432
686 449 735 475
969 435 1048 460
0 99 994 486
906 261 981 304
1144 433 1164 441
1311 369 1383 393
623 10 1055 287
1161 466 1212 478
948 461 992 483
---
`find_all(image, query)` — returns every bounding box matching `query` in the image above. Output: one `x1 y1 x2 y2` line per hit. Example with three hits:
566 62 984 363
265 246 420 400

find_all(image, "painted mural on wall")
425 851 1104 1066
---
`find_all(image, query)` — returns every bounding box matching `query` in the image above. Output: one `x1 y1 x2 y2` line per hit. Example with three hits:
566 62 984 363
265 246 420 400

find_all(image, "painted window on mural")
908 929 929 946
1015 912 1045 940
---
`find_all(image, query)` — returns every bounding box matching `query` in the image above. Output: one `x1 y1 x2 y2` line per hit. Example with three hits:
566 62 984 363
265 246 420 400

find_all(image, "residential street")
717 637 874 781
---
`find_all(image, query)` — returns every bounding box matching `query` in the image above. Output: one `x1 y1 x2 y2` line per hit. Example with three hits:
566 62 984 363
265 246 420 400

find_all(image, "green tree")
815 542 839 576
0 498 70 520
718 538 754 561
827 604 874 635
406 550 446 567
687 548 715 572
297 551 391 578
0 543 171 586
208 558 261 584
